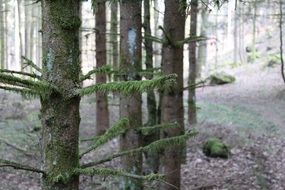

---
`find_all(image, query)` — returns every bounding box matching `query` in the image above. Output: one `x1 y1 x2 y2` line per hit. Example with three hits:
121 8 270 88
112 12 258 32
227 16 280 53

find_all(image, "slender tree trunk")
143 0 159 174
95 0 109 136
0 0 4 69
234 3 238 64
119 1 143 189
197 0 208 78
110 2 119 81
160 0 185 189
251 0 257 62
41 0 81 189
188 0 198 125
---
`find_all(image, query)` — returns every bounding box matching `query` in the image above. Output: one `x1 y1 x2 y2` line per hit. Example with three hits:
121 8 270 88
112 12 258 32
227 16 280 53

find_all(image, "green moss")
202 137 230 159
208 72 235 85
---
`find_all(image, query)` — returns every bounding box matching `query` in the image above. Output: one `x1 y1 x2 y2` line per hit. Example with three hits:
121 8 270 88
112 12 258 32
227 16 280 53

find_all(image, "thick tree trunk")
143 0 159 174
188 0 198 125
119 0 143 189
95 0 109 136
160 0 185 189
41 0 81 189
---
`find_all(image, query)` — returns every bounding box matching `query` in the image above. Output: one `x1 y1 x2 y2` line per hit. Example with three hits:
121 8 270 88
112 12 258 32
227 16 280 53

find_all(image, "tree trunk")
110 1 119 81
0 0 4 69
143 0 159 174
95 0 109 136
119 0 143 189
197 0 209 77
160 0 185 189
41 0 81 189
188 0 198 125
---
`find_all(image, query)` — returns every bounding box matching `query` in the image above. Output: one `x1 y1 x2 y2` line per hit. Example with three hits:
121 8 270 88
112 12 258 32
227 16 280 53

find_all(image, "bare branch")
0 159 45 174
21 56 42 73
0 138 36 158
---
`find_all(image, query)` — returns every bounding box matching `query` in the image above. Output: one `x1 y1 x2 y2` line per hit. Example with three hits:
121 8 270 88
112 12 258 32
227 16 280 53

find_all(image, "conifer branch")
78 74 177 97
159 25 174 45
82 130 198 168
0 85 38 97
140 123 179 136
74 167 164 181
144 34 165 44
80 118 129 158
0 159 45 174
21 56 42 73
0 138 36 158
80 65 113 82
0 73 55 94
0 69 41 80
176 36 207 47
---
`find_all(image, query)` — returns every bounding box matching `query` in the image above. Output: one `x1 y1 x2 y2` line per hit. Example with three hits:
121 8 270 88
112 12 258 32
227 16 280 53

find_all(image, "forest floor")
1 62 285 190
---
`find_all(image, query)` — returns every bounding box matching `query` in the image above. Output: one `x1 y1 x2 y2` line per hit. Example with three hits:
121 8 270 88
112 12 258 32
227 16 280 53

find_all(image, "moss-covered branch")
80 118 129 158
81 130 198 168
159 25 174 45
140 123 179 136
0 85 38 97
144 33 165 44
78 74 177 97
80 65 113 82
0 69 41 80
21 56 42 73
74 167 164 181
176 36 207 47
0 73 55 94
0 158 45 174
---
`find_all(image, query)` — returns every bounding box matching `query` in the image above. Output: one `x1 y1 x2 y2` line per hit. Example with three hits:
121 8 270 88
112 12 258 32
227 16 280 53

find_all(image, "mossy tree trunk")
160 0 185 189
95 0 109 135
41 0 81 189
143 0 159 174
119 0 143 189
188 0 198 125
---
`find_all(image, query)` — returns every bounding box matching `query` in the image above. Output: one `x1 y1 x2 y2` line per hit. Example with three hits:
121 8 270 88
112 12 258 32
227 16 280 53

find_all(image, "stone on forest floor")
202 137 230 159
208 72 236 85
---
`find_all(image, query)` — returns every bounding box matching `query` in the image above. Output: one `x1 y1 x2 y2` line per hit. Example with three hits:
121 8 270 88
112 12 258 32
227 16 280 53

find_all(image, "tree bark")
160 0 185 189
119 0 143 189
41 0 81 189
143 0 159 174
0 0 4 69
95 0 109 136
188 0 198 125
110 2 119 81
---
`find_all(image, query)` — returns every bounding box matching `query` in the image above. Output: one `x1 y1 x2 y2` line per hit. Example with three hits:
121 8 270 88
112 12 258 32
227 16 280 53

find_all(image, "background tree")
95 0 109 135
119 0 143 189
188 0 198 125
160 0 186 189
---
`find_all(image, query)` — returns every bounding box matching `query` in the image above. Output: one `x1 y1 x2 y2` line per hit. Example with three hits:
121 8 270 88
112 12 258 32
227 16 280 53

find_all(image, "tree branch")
0 69 41 80
0 85 38 97
21 56 42 73
80 65 113 82
0 138 36 158
0 159 45 175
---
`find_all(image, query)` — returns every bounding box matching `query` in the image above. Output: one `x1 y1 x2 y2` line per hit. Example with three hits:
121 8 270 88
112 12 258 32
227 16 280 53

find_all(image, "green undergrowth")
197 102 277 136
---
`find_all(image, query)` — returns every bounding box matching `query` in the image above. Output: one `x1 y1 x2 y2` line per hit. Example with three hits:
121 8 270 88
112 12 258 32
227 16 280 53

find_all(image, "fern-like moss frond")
80 117 129 158
79 74 177 97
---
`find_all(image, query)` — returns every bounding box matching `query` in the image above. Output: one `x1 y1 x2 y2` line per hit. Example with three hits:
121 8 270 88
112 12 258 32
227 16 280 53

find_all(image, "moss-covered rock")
202 137 230 159
209 72 235 85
